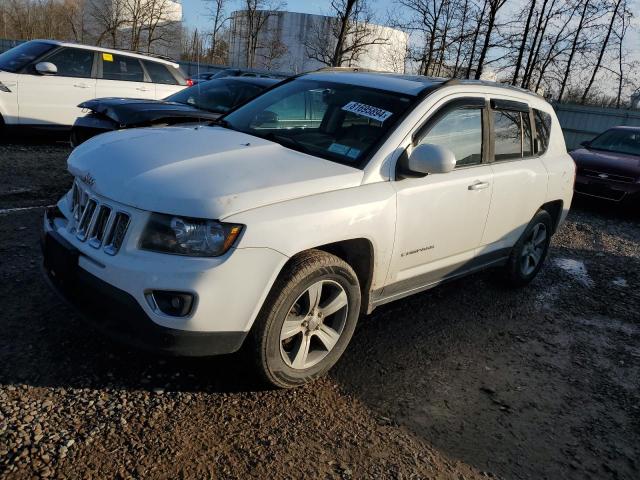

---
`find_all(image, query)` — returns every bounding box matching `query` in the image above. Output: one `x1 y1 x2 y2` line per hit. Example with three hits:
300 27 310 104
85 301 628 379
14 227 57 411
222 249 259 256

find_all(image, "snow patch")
612 277 628 288
553 258 594 288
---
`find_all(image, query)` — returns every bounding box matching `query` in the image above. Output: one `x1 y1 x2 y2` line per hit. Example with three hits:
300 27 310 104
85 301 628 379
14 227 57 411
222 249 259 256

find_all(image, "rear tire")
502 210 553 287
249 250 361 389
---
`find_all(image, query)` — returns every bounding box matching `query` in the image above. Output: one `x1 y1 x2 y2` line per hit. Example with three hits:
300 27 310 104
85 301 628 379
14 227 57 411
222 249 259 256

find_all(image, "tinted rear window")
0 41 55 72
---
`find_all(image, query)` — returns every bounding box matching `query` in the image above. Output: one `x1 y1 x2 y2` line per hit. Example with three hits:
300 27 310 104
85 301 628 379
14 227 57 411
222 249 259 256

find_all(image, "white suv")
0 40 188 130
42 72 574 388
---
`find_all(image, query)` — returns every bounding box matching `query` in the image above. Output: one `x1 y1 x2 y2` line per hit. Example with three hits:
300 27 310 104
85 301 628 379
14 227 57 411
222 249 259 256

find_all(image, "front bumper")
42 198 287 356
574 174 640 202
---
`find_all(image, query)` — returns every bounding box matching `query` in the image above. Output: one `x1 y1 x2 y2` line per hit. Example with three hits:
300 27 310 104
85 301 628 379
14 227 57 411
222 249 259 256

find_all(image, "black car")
71 76 279 147
571 126 640 204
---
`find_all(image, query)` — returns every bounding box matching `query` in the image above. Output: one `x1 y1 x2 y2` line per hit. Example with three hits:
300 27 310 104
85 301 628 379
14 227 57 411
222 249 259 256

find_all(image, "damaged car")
70 76 279 147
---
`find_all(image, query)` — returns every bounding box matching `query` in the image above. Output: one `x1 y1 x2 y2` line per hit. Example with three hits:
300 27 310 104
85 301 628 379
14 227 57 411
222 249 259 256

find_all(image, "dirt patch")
0 142 639 479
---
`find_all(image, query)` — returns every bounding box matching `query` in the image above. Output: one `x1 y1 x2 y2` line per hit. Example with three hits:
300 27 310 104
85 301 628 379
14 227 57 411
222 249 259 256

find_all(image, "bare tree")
580 0 623 103
511 0 537 85
557 0 593 101
304 0 390 68
474 0 508 79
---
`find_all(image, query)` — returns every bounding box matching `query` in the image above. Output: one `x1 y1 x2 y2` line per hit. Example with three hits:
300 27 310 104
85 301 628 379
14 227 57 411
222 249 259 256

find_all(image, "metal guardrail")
553 103 640 150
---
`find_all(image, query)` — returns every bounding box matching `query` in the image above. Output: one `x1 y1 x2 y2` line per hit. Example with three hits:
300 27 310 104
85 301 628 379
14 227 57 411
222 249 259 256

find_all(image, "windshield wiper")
262 132 310 155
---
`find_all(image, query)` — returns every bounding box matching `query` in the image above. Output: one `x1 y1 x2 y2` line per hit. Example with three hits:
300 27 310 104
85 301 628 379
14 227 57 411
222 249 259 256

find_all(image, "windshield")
0 41 55 72
222 79 416 167
589 129 640 156
166 79 267 114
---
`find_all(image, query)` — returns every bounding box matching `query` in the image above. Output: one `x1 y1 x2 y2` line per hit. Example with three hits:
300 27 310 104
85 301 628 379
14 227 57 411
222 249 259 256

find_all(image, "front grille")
579 168 636 184
69 180 130 255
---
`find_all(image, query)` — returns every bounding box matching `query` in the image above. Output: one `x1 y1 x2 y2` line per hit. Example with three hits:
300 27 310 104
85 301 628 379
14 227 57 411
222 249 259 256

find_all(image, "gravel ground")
1 141 639 479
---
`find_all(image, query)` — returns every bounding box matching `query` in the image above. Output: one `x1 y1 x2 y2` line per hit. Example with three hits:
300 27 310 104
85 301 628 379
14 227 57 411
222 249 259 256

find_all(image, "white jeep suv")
42 72 574 388
0 40 188 131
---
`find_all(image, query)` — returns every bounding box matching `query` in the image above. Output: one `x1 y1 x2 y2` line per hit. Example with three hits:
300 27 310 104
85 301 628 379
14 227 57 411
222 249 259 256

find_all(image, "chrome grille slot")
76 199 97 241
68 179 131 256
88 206 112 248
104 212 131 256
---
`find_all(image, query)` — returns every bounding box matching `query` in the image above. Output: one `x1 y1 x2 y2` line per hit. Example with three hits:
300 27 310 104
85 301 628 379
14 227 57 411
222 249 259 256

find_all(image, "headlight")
139 213 242 257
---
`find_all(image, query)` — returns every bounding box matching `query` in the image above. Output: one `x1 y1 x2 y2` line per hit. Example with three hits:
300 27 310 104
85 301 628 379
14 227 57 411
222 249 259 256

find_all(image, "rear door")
480 99 548 255
142 60 186 99
17 47 97 126
96 53 153 99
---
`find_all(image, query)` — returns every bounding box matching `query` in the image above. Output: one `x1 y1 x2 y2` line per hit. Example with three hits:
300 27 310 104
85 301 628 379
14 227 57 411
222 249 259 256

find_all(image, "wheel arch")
278 238 375 316
539 200 563 233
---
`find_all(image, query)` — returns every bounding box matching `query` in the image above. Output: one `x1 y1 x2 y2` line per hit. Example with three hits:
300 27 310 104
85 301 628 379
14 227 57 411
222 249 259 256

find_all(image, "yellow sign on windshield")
102 53 113 62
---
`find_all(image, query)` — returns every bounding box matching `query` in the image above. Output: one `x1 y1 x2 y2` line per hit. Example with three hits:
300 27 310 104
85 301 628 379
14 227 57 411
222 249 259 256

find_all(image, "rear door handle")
73 83 90 89
136 87 151 92
468 181 490 191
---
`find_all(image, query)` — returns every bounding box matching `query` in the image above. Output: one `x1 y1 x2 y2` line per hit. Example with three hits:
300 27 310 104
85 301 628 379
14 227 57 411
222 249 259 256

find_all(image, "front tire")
249 250 361 388
502 210 553 287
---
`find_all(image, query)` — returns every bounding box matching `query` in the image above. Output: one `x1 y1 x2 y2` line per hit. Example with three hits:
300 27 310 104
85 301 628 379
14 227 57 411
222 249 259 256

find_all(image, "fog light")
150 291 194 317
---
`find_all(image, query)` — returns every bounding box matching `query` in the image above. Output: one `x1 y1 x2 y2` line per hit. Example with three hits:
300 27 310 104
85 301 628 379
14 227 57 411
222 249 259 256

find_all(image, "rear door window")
43 47 94 78
493 109 533 161
102 54 145 82
143 61 178 85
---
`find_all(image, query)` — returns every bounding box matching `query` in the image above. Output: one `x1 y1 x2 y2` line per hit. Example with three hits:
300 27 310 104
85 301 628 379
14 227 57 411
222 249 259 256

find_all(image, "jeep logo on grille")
80 173 95 187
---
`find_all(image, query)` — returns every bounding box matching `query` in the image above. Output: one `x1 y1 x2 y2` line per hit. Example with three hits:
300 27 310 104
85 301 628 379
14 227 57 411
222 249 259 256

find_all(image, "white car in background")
0 40 189 131
42 71 575 388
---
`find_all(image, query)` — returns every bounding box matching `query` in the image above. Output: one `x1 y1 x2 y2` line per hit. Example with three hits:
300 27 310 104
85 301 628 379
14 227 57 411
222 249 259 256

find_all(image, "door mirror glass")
35 62 57 75
405 144 457 176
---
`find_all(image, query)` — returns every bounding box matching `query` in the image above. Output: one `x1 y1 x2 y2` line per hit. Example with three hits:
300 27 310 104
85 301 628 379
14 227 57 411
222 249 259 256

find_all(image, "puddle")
553 258 594 288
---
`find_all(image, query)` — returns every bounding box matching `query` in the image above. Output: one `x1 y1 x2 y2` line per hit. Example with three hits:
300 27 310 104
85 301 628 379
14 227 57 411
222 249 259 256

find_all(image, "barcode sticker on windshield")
342 101 392 123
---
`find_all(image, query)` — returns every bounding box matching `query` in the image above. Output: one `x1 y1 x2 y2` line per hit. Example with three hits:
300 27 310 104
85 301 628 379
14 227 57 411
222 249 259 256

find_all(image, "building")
227 10 408 74
84 0 182 59
632 90 640 109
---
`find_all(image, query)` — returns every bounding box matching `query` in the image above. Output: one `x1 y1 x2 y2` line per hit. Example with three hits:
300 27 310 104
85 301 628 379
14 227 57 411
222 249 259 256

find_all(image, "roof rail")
314 66 386 74
109 48 176 62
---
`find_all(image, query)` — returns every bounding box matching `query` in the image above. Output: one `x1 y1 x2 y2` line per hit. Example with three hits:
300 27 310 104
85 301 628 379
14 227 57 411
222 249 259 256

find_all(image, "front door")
385 98 493 299
18 47 97 126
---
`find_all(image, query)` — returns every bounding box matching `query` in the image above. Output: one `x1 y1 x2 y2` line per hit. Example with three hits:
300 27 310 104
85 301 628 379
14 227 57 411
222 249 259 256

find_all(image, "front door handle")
136 87 150 92
73 83 90 89
468 181 490 191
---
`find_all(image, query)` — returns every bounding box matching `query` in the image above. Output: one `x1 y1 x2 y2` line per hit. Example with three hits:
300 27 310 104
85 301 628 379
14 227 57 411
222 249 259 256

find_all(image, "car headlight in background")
139 213 242 257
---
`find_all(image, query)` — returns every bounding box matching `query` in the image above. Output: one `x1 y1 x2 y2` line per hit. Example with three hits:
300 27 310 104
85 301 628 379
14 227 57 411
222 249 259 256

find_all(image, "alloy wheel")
279 279 349 370
520 223 548 276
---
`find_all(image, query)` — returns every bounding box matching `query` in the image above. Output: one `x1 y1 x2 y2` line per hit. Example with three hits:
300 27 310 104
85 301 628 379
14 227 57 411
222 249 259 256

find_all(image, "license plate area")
44 231 79 284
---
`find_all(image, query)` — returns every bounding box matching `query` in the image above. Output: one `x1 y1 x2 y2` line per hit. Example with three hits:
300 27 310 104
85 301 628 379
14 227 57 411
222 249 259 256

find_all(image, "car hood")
68 126 363 219
570 148 640 177
78 97 221 126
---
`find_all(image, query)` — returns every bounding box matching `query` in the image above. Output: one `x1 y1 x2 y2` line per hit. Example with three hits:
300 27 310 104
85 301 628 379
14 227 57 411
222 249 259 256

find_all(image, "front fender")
224 182 397 292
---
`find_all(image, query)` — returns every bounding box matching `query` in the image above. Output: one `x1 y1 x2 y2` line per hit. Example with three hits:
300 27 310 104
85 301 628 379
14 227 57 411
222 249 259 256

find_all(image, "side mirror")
580 140 591 148
35 62 58 75
400 144 456 177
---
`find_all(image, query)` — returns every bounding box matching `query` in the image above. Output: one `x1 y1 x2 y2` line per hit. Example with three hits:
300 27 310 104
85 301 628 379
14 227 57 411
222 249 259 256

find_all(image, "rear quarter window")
534 109 552 155
144 61 178 85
